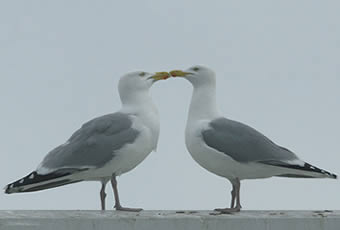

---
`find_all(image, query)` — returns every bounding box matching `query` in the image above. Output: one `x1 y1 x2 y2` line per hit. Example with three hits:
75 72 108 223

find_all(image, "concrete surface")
0 210 339 230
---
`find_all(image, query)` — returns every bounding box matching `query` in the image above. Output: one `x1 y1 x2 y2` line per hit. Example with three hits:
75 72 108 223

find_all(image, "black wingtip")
303 163 337 179
4 168 89 194
4 172 35 194
261 160 337 179
4 184 11 194
4 170 71 194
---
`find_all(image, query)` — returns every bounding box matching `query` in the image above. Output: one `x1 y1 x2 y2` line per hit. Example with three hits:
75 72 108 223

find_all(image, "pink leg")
100 182 107 211
111 175 143 212
215 178 241 213
235 179 242 210
230 184 236 209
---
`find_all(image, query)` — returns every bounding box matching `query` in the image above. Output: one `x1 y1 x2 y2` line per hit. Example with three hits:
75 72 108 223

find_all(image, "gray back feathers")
39 112 139 170
202 118 298 163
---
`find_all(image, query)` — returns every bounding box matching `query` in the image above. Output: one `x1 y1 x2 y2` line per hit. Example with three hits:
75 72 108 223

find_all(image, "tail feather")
260 160 337 179
4 168 86 194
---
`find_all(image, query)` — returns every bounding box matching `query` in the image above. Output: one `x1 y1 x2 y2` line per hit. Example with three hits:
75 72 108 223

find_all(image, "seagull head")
169 65 216 87
118 71 170 104
119 71 170 92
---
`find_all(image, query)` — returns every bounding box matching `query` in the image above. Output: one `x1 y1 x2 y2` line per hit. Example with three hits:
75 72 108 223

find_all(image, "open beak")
169 70 192 77
149 72 171 82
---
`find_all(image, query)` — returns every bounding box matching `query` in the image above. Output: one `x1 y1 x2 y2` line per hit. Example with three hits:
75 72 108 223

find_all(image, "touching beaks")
149 72 171 81
169 70 192 77
148 70 192 82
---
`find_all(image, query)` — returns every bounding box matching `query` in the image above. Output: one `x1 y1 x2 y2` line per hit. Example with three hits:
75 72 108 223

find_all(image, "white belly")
109 127 154 176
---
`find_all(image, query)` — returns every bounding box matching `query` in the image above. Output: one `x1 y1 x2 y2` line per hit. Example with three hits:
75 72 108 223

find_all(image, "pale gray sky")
0 1 339 210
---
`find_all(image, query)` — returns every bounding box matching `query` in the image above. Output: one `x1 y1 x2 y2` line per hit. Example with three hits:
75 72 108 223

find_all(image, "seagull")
170 65 337 212
4 71 170 211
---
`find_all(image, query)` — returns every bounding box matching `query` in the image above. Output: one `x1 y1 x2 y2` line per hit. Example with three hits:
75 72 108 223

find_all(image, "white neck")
120 89 160 150
120 90 157 114
188 83 219 122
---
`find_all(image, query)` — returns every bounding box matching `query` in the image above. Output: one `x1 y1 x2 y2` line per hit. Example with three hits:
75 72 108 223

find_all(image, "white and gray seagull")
170 66 337 212
4 71 170 211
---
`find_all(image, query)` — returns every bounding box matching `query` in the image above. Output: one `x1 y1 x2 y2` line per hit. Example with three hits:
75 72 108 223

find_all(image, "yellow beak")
150 72 171 81
169 70 192 77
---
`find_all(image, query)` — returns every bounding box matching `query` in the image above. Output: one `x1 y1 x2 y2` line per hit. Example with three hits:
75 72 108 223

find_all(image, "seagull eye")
139 72 146 77
192 67 199 71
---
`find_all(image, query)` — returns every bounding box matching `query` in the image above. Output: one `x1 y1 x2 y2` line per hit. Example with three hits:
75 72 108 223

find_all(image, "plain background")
0 1 339 210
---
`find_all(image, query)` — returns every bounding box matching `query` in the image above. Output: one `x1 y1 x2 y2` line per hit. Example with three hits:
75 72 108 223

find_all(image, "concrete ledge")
0 210 339 230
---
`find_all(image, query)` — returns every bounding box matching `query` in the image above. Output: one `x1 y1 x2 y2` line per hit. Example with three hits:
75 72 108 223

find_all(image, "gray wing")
202 117 298 163
39 112 139 170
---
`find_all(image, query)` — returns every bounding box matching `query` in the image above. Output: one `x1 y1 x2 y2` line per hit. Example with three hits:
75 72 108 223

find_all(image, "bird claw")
214 207 241 213
115 205 143 212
